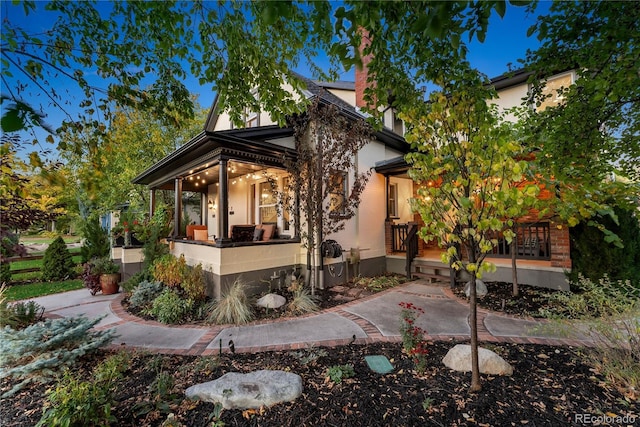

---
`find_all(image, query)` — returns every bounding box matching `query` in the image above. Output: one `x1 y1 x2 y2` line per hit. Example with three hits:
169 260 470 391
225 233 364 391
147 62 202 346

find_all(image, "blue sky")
1 1 551 156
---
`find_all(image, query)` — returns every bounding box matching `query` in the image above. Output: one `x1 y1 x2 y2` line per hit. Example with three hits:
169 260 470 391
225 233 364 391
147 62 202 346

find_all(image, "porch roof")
374 156 410 177
132 126 297 190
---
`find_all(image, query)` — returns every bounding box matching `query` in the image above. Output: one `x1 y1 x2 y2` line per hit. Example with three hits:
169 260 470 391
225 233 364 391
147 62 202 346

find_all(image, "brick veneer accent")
549 221 572 269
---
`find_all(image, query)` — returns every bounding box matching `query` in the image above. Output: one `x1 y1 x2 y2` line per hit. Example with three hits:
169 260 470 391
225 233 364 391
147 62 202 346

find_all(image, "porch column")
174 178 183 237
385 175 390 220
217 159 231 244
149 189 156 216
201 192 208 226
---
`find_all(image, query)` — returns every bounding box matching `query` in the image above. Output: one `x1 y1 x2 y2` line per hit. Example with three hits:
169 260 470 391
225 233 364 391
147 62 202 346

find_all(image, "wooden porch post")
201 192 208 226
217 159 231 244
173 178 183 237
385 175 390 220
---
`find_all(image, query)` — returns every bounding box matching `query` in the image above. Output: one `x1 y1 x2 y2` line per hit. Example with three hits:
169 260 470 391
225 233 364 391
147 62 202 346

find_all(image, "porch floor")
390 249 564 273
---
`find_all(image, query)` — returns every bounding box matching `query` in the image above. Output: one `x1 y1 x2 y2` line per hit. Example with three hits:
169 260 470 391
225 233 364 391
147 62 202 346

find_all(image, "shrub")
148 289 193 324
152 254 187 288
570 206 640 286
399 301 430 374
37 352 129 427
0 299 44 329
92 256 120 275
121 270 151 293
207 278 253 325
541 275 639 319
182 263 206 302
0 315 115 398
80 216 110 263
326 364 355 384
1 230 22 284
356 274 404 292
287 287 319 315
129 280 165 310
41 236 75 281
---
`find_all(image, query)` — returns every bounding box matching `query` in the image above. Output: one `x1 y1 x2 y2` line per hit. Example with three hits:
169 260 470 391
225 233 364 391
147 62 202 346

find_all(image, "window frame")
328 171 348 218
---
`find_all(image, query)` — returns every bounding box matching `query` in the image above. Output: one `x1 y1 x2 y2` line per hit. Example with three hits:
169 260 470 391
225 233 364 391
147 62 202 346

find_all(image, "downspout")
316 124 325 291
149 189 156 217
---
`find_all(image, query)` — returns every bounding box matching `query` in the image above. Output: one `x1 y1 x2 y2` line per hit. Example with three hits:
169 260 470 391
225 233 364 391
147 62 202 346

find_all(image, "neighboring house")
130 67 572 298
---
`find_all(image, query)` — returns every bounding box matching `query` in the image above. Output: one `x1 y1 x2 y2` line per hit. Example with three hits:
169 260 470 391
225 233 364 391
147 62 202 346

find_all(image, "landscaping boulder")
256 293 286 309
464 279 488 298
185 370 303 409
442 344 513 376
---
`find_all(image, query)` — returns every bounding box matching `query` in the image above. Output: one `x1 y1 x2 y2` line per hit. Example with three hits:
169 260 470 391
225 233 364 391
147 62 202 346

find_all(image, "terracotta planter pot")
100 273 121 295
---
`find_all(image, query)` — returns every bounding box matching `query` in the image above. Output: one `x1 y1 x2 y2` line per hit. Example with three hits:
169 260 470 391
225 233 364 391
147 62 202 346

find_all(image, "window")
258 182 277 223
245 109 259 128
536 73 574 112
329 172 348 216
393 113 404 135
245 90 260 128
388 183 398 218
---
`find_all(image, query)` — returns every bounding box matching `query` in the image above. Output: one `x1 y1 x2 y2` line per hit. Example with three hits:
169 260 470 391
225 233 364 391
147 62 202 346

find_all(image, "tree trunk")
467 243 482 393
511 239 519 297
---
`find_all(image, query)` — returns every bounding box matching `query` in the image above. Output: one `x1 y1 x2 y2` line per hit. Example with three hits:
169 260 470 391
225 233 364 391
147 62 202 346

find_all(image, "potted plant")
92 257 121 295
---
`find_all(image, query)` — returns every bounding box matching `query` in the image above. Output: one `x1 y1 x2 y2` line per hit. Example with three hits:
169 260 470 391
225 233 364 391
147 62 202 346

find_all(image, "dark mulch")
452 281 559 318
2 342 637 426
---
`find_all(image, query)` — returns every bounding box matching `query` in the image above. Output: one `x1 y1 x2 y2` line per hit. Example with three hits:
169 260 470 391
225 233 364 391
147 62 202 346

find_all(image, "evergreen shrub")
0 315 115 398
41 236 75 281
129 280 165 310
81 217 110 263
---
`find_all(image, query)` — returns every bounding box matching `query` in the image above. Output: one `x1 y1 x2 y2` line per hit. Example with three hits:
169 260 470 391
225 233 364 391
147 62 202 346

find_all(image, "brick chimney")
355 28 374 109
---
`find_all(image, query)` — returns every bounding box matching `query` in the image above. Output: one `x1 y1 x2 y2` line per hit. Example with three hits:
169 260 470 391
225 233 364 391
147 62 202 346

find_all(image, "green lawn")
3 279 84 301
19 234 81 245
9 247 82 281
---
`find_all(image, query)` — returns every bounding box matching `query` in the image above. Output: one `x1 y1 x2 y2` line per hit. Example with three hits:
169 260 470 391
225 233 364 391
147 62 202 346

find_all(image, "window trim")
328 171 348 218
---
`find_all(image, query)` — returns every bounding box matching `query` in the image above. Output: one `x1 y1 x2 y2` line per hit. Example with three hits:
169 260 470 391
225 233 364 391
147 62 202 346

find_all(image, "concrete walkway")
33 280 593 356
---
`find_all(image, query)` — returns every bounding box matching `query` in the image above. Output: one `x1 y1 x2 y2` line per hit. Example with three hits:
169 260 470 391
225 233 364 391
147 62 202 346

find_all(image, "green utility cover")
365 355 394 374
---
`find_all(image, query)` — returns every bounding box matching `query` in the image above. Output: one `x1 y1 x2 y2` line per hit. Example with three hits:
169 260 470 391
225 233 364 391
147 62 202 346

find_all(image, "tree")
282 100 372 293
1 1 518 145
58 105 206 214
41 236 75 281
405 72 539 392
520 1 640 232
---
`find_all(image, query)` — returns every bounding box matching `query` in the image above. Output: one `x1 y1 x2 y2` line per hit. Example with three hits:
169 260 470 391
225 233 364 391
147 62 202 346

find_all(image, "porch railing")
391 223 409 252
404 224 419 279
488 222 551 260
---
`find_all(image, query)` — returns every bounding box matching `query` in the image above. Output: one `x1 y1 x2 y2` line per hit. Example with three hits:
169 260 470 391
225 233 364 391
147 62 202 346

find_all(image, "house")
128 67 573 298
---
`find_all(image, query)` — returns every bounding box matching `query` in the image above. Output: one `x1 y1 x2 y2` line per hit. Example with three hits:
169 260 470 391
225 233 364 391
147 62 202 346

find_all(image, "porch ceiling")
133 128 296 190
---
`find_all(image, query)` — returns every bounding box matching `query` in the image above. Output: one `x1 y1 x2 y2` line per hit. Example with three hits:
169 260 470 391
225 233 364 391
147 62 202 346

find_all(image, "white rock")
442 344 513 376
185 370 303 409
464 279 488 298
256 293 286 309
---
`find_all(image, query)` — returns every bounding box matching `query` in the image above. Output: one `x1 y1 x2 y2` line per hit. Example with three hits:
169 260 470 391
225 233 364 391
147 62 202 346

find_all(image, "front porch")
385 218 571 292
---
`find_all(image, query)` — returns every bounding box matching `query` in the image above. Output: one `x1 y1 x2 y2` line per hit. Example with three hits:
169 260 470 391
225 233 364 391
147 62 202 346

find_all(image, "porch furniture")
187 225 208 240
193 229 209 241
230 225 256 242
230 224 279 243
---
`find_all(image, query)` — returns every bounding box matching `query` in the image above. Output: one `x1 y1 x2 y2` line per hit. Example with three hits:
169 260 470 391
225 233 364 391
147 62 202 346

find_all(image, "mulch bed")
1 342 637 426
452 281 560 318
2 280 637 426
